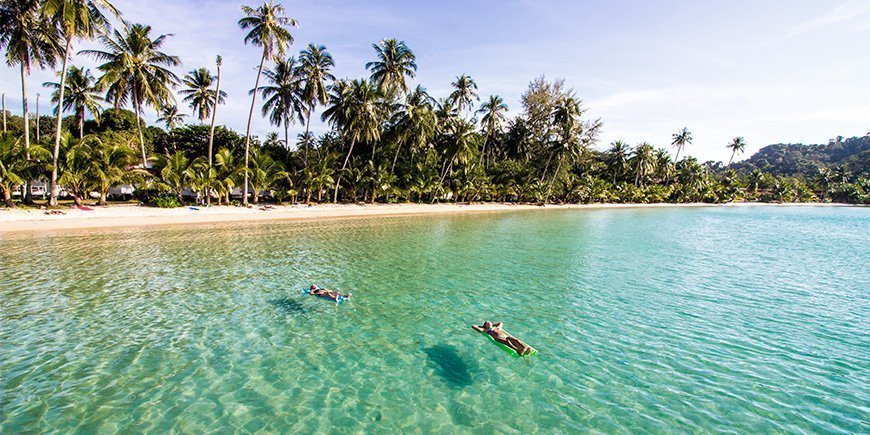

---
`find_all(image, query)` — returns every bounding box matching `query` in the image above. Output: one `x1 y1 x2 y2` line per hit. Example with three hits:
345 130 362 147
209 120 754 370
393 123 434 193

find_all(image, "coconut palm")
247 147 287 204
57 132 91 205
82 23 180 167
207 55 223 167
180 67 226 122
476 95 508 168
86 135 141 205
43 65 103 138
157 105 186 130
365 38 416 97
257 56 303 147
449 74 478 115
546 95 585 199
322 79 386 202
439 118 479 187
727 136 746 165
606 140 630 184
633 142 656 187
0 134 51 207
298 43 334 168
156 150 192 201
671 127 692 162
391 85 436 172
213 147 239 204
43 0 119 206
238 0 297 205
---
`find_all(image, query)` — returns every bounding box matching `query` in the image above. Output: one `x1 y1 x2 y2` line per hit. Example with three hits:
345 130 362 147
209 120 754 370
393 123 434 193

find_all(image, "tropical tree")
238 0 297 205
671 127 692 162
449 74 478 115
297 43 334 168
207 55 223 167
727 136 746 165
476 94 508 168
83 23 180 167
0 134 51 207
157 105 186 130
43 0 119 206
43 65 103 138
180 67 226 122
156 150 192 201
247 147 287 204
213 147 239 204
365 38 416 97
322 79 386 202
606 140 630 184
633 142 656 187
57 132 91 205
86 135 141 205
391 85 436 172
257 56 303 146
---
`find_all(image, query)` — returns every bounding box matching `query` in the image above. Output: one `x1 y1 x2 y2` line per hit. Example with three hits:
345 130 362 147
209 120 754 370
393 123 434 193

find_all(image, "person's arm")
471 325 485 332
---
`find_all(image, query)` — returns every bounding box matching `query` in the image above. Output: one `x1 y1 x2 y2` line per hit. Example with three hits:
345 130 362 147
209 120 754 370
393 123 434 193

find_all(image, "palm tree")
476 95 508 168
606 140 629 184
365 38 416 97
238 0 297 206
391 85 436 172
43 65 103 138
671 127 692 162
727 136 746 165
43 0 119 206
83 23 180 167
157 105 186 130
156 150 192 201
298 43 334 169
180 67 226 122
546 95 586 199
633 142 656 187
449 74 478 115
57 132 91 205
0 134 51 207
322 79 386 202
86 135 141 205
247 147 287 204
257 56 303 147
213 147 239 204
207 55 223 168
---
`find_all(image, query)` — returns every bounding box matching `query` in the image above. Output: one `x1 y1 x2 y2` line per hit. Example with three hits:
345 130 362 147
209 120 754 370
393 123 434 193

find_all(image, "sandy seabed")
0 202 853 234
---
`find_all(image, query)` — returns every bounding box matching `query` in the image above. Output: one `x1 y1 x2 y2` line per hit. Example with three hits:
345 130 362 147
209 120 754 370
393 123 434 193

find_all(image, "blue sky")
2 0 869 162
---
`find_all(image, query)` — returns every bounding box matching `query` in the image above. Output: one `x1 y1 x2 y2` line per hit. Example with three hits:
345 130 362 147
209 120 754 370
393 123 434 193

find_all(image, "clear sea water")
1 206 868 433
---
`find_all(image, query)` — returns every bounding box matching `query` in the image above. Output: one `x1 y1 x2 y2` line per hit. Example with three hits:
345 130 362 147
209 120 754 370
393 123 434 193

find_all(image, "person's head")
483 321 492 329
310 284 318 291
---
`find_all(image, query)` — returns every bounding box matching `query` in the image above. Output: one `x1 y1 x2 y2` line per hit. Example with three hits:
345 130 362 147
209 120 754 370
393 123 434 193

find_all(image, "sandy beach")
0 202 854 234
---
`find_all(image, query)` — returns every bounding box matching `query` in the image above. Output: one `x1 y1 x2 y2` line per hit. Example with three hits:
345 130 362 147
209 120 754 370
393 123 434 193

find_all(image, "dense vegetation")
1 0 867 208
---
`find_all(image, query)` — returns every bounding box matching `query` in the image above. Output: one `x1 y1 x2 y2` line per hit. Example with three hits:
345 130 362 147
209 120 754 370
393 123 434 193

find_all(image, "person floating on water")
472 321 534 356
309 284 351 302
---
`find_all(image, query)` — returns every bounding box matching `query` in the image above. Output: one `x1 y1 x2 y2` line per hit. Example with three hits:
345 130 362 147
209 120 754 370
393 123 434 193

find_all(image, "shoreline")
0 202 859 234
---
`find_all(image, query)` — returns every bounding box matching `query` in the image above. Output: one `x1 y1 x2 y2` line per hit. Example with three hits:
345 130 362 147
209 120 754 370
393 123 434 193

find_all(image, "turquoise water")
1 206 868 433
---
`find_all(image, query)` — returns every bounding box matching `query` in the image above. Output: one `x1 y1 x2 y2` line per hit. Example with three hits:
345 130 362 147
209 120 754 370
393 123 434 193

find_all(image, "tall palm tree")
322 79 386 202
449 74 478 115
476 95 508 168
727 136 746 165
83 23 180 167
633 142 656 187
157 105 186 130
207 55 222 168
43 0 119 206
1 0 62 204
43 65 103 138
391 85 436 173
180 67 226 122
546 95 586 199
257 56 303 147
671 127 692 162
238 0 297 206
365 38 416 97
247 147 287 204
298 43 334 169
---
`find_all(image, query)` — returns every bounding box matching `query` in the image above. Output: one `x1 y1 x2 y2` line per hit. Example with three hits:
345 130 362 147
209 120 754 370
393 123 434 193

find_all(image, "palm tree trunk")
132 89 148 168
207 57 222 168
78 113 84 139
3 188 12 207
35 94 40 143
546 155 563 203
2 93 6 132
242 51 267 206
99 190 107 206
728 150 736 166
20 63 32 204
284 121 289 150
303 106 312 167
49 38 73 207
333 136 356 203
391 140 403 174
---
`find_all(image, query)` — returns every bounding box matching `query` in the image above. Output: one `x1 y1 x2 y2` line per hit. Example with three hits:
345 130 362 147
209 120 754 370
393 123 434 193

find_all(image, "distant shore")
0 202 858 234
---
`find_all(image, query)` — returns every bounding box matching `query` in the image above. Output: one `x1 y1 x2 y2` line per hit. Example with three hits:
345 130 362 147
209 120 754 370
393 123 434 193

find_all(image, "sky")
1 0 869 162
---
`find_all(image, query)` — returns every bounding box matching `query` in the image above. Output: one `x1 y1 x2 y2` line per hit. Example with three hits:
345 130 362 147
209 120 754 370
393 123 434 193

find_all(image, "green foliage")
152 194 182 208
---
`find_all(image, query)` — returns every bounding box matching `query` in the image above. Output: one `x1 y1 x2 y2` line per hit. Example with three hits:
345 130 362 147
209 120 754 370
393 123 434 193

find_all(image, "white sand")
0 202 851 234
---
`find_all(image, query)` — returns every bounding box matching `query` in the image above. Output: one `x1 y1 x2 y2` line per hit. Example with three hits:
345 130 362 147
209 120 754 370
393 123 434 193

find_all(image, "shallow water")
1 206 868 433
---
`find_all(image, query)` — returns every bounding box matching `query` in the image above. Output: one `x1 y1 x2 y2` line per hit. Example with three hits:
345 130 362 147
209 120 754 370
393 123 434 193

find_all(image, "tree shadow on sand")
424 344 477 389
267 298 308 316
